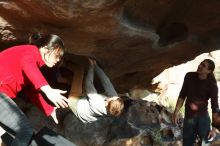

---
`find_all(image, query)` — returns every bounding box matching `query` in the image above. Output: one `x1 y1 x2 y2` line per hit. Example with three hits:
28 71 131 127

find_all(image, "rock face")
24 98 182 146
1 0 220 92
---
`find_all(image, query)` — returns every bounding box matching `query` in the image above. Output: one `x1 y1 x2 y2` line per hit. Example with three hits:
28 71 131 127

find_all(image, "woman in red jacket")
0 33 69 146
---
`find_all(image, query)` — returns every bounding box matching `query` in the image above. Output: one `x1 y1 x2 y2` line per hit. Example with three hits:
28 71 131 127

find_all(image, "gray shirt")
74 64 117 123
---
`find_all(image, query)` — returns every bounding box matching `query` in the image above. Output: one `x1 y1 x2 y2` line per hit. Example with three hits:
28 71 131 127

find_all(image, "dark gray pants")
183 113 211 146
0 93 34 146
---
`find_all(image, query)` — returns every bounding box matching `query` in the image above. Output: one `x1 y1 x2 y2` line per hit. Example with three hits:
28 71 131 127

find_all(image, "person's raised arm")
86 59 97 95
93 60 117 97
68 63 84 98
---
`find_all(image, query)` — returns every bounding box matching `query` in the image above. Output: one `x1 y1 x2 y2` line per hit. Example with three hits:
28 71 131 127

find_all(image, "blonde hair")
107 97 124 116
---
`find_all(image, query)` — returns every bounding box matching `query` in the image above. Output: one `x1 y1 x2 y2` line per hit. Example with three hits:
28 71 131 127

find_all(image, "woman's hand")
41 85 69 108
46 89 68 108
51 107 59 124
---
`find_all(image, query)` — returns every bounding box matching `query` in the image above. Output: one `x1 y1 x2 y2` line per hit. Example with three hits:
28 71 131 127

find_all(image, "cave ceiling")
1 0 220 92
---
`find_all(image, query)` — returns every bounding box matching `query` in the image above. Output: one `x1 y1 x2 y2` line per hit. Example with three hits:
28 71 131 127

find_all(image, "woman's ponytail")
29 33 42 45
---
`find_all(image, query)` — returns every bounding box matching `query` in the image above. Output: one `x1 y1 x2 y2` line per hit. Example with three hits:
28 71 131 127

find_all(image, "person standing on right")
172 59 219 146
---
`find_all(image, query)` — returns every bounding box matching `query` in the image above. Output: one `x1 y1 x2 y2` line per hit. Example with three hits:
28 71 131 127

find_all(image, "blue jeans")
183 114 211 146
0 93 34 146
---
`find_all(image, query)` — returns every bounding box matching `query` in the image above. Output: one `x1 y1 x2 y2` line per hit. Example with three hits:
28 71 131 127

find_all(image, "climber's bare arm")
68 63 84 99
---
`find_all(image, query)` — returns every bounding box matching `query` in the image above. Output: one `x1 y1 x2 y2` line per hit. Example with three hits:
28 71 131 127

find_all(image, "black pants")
183 114 211 146
0 93 34 146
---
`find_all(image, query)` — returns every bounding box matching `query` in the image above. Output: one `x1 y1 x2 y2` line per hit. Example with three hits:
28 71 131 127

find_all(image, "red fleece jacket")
0 45 54 115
